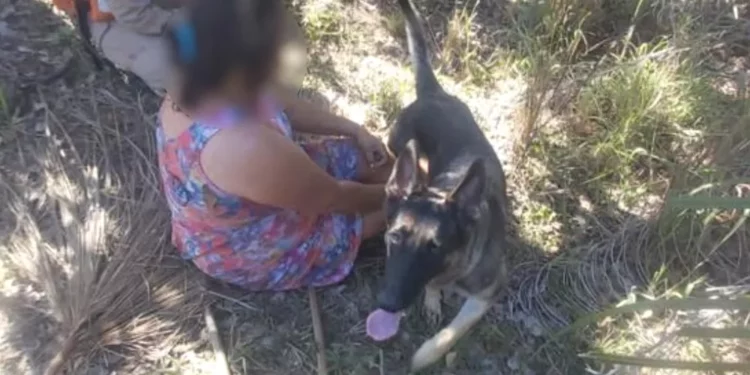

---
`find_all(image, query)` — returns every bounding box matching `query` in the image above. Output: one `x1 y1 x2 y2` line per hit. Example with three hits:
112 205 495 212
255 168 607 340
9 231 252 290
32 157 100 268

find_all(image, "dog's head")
376 139 486 313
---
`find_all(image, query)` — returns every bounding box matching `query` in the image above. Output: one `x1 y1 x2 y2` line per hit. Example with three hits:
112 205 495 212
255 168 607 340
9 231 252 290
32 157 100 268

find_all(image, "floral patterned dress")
156 98 364 291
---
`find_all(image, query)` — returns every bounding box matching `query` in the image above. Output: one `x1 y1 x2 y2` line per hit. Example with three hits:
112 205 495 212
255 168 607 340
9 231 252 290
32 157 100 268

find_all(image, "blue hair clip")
174 21 197 63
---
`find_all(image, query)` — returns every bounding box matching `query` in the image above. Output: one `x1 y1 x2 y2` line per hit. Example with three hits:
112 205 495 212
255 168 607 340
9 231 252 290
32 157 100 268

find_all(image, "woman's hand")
354 128 388 168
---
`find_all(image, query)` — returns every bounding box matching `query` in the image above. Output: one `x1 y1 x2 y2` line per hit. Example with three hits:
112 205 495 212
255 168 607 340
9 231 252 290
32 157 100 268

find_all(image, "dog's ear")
386 139 423 197
447 159 485 220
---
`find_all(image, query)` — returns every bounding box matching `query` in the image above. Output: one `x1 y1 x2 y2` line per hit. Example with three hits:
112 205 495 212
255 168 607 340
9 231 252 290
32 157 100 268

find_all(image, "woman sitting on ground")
157 0 391 291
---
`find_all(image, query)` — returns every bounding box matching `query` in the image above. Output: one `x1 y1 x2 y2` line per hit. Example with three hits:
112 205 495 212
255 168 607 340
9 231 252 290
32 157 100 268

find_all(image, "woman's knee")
362 210 386 240
93 21 172 94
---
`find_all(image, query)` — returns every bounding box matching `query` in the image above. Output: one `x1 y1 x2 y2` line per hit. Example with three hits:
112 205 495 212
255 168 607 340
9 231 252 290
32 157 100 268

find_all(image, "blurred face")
174 1 286 112
220 69 265 107
218 27 285 108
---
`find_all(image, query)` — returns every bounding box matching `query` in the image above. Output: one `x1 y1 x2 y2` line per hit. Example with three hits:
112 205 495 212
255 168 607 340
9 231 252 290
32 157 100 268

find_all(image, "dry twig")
204 304 231 375
308 287 328 375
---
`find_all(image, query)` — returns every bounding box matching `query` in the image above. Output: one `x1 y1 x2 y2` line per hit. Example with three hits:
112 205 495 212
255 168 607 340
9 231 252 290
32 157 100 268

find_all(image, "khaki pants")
88 9 308 98
90 21 172 96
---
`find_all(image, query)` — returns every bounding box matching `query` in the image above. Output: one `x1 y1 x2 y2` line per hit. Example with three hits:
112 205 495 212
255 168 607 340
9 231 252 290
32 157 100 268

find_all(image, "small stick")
308 287 328 375
204 304 231 375
206 289 261 312
44 332 78 375
379 349 385 375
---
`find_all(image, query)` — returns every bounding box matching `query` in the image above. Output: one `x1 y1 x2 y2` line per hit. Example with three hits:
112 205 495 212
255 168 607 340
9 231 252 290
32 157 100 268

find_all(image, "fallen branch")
308 287 328 375
44 331 78 375
204 304 231 375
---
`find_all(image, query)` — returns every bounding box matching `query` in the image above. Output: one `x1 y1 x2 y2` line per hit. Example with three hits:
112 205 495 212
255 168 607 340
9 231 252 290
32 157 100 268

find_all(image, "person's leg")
276 7 308 93
298 137 388 237
362 209 386 240
89 4 305 97
90 21 172 96
300 136 393 183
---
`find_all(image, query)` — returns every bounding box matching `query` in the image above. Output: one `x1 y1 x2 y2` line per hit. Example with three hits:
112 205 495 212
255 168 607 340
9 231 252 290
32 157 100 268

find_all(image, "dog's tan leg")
418 155 430 175
410 297 491 372
422 286 442 325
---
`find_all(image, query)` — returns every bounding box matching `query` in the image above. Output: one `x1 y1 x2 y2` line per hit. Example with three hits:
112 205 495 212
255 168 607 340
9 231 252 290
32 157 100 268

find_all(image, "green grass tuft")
302 1 347 46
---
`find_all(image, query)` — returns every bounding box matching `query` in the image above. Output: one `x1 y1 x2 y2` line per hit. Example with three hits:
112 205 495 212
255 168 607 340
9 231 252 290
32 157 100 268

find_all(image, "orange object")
89 0 115 22
51 0 115 22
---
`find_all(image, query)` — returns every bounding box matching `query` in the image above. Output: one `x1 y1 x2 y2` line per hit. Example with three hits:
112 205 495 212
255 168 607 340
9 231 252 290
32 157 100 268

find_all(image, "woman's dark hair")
165 0 285 109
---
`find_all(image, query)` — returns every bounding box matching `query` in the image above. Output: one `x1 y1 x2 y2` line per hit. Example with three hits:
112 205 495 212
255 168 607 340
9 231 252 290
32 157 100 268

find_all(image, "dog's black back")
388 0 502 185
378 0 508 313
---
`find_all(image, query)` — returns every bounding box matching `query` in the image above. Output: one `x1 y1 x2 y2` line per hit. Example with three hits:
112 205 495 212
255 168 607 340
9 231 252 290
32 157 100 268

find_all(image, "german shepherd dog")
376 0 510 371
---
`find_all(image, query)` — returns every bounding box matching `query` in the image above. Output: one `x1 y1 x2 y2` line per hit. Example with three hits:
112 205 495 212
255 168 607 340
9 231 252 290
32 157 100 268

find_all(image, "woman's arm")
275 90 389 167
275 89 364 137
201 124 384 216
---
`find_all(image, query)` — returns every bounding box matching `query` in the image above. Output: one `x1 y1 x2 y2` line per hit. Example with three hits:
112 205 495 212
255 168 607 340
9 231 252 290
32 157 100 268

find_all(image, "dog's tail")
398 0 442 97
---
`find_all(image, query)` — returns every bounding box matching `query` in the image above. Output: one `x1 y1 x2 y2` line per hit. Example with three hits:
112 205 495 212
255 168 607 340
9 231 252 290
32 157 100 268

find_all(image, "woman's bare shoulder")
159 98 194 138
201 124 273 163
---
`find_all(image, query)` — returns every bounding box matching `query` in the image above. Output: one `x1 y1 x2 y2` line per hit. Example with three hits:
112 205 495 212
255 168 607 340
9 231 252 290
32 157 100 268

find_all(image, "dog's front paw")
423 287 442 326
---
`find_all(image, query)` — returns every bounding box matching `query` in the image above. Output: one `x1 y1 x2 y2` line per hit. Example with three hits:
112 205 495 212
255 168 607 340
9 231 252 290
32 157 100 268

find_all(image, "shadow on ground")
2 0 748 374
0 1 208 374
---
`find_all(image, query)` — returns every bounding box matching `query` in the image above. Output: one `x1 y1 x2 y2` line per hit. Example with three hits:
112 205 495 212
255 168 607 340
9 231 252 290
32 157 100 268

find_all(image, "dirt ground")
0 0 526 374
1 0 748 374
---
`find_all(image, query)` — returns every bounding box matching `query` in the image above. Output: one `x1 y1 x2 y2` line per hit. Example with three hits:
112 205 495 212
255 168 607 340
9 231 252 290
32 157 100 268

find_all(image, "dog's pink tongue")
366 309 401 341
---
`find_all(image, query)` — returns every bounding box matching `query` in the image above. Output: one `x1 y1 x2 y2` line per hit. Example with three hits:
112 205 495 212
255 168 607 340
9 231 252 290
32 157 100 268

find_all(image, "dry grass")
2 149 206 374
0 0 208 373
502 0 750 372
1 0 749 374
